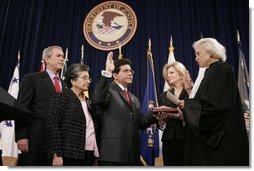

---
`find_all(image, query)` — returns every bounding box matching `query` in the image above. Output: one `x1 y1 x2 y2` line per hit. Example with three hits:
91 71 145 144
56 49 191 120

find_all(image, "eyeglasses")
121 69 134 74
78 76 92 82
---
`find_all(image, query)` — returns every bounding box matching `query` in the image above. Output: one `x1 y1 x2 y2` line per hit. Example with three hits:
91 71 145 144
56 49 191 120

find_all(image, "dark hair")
64 63 90 88
112 58 132 74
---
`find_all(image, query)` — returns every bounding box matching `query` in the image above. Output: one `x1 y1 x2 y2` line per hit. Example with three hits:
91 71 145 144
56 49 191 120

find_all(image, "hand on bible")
153 106 184 121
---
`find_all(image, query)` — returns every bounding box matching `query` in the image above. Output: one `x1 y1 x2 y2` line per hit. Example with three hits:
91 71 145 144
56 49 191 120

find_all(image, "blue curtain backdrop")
0 0 249 101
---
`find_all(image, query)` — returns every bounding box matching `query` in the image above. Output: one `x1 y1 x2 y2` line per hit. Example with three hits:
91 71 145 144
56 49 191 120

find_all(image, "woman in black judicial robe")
182 38 249 166
158 62 189 166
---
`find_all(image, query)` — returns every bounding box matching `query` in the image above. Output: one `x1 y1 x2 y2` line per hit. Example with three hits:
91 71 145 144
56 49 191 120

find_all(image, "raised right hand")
183 70 193 90
105 52 114 73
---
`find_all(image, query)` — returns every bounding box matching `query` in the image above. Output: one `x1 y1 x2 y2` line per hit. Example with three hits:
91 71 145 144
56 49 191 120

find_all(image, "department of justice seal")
83 1 137 51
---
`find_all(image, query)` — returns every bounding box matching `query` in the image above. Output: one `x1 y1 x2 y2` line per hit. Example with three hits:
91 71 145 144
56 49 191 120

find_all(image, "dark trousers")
162 139 185 166
18 152 48 166
99 147 137 166
62 150 95 166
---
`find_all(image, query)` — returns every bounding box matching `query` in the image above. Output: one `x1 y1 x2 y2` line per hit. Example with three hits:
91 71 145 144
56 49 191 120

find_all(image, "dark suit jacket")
45 88 98 159
184 61 249 166
158 89 188 141
15 71 66 153
93 76 156 165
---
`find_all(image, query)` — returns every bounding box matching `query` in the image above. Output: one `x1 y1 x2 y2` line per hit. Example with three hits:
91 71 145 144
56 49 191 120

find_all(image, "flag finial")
65 48 69 61
169 36 174 53
17 50 21 61
237 30 240 43
148 39 152 56
148 38 151 50
118 43 123 59
170 36 173 47
81 44 84 64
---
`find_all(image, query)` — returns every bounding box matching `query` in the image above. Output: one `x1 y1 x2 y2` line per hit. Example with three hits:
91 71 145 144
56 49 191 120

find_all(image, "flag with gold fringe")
237 32 249 107
236 31 249 133
139 39 159 166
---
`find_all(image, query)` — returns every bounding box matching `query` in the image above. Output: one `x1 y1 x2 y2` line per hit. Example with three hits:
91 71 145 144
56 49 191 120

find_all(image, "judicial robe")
184 61 249 166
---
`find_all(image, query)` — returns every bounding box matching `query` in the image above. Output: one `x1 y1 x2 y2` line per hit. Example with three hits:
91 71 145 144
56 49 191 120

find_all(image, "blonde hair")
192 38 227 62
162 61 187 88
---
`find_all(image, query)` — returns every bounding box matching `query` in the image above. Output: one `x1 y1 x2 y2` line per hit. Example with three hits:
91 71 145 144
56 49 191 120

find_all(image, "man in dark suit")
93 52 157 166
15 46 66 166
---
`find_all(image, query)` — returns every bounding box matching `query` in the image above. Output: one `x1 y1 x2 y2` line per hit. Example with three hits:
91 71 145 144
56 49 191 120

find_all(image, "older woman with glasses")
45 63 99 166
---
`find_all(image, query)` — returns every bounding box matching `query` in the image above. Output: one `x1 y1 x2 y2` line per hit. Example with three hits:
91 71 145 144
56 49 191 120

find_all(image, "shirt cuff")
101 70 112 78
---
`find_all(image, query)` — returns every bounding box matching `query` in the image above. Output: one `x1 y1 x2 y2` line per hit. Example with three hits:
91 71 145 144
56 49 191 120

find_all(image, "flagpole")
80 44 89 97
139 38 160 166
147 39 151 101
163 36 176 92
160 35 177 160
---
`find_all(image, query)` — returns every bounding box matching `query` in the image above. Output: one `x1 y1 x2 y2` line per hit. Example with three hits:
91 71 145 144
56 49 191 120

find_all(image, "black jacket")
184 61 249 166
45 88 99 159
158 89 188 141
93 76 156 165
15 71 66 152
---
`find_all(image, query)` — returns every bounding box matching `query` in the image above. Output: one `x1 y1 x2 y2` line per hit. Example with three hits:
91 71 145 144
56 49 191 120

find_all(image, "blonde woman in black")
158 62 189 166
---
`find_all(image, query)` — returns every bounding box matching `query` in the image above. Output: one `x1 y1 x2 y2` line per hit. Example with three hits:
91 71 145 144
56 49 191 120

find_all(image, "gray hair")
42 46 62 65
192 38 227 62
64 63 90 88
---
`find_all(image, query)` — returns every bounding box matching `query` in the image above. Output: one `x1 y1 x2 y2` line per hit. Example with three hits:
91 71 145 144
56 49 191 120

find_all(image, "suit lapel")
41 71 56 94
128 92 136 110
112 82 133 109
61 79 67 90
179 89 188 100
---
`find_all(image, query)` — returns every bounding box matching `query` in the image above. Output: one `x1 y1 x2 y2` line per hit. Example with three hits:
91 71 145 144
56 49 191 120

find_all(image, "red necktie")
124 89 131 106
54 75 61 93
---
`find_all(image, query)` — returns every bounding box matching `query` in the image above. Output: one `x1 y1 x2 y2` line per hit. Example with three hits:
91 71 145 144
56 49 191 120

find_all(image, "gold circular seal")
83 1 137 51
